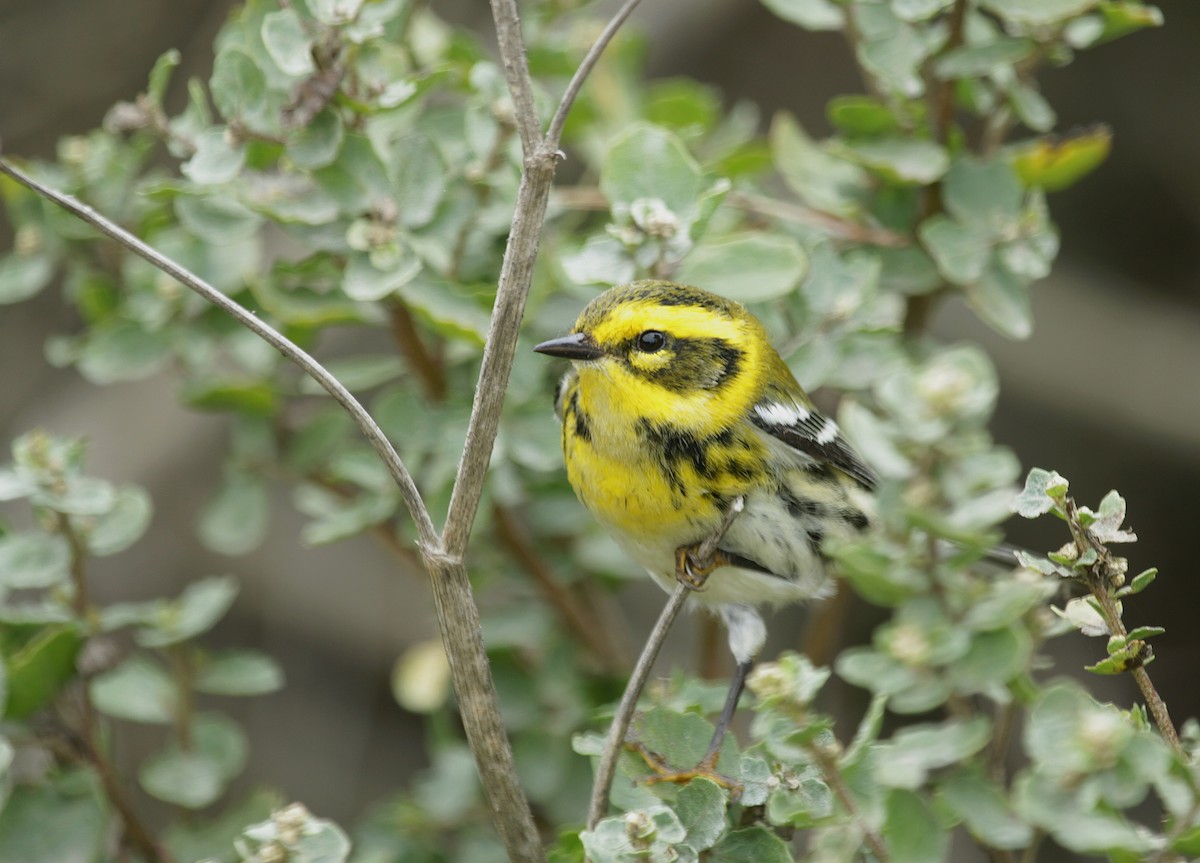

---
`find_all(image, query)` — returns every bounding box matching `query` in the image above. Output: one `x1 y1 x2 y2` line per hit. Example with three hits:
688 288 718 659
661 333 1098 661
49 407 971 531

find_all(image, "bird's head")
534 280 770 430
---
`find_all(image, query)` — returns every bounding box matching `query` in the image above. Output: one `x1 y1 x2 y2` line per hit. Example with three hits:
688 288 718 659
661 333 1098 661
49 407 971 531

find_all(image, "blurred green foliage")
1 0 1191 861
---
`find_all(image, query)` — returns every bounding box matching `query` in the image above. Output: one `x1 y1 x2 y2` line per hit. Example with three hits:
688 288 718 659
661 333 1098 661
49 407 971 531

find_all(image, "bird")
533 279 876 777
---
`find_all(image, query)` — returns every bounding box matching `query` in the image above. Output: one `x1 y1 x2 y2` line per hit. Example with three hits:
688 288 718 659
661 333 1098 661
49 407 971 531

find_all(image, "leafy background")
1 0 1199 858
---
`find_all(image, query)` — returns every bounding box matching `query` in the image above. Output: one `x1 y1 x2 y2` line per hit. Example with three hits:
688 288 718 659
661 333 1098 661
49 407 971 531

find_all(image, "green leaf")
0 467 36 501
770 112 865 217
1084 1 1165 46
0 776 108 863
343 250 422 302
875 717 991 789
76 320 172 384
0 532 70 589
950 628 1033 693
1008 84 1056 133
139 713 247 809
183 379 280 416
140 750 225 810
1118 567 1156 596
980 0 1101 25
708 826 792 863
600 122 704 219
0 252 54 304
388 134 445 229
631 708 739 777
838 138 950 184
195 650 285 696
396 277 491 345
934 38 1035 78
677 234 808 301
1010 127 1112 191
561 236 637 286
261 9 314 76
674 778 728 851
137 575 240 648
918 215 991 285
165 789 280 863
759 0 843 30
210 47 269 127
288 108 345 169
182 128 246 185
827 95 900 136
766 768 833 828
88 484 153 555
175 191 263 244
884 789 948 863
856 10 927 98
942 158 1025 236
965 260 1032 339
1013 467 1068 517
938 767 1032 850
4 626 81 719
90 656 177 724
147 49 182 106
198 472 269 556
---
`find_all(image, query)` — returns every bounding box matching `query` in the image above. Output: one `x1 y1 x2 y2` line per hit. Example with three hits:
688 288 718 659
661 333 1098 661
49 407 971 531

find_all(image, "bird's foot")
626 738 742 795
674 544 731 591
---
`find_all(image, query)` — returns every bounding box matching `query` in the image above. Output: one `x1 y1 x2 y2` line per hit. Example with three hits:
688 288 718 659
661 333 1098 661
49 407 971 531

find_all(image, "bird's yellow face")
535 282 770 435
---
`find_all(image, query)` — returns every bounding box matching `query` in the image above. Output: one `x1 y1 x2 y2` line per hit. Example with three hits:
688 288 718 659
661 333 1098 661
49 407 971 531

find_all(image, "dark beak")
533 332 602 361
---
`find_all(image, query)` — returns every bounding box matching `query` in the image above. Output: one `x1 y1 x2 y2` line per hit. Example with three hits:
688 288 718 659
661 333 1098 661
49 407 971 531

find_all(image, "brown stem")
802 581 852 668
492 502 627 672
387 299 446 401
168 645 195 751
60 516 173 862
1063 499 1182 753
79 722 175 863
808 741 890 863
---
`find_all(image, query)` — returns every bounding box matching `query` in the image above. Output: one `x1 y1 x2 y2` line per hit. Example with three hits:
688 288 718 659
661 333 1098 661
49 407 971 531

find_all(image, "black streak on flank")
567 390 592 443
781 487 825 519
638 420 714 483
844 509 870 531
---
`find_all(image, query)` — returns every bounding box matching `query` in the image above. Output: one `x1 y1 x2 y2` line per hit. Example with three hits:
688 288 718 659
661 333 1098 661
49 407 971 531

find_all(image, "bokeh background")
1 0 1197 829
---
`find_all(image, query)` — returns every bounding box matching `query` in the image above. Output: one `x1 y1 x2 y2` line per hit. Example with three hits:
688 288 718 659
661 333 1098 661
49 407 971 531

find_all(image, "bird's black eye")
636 330 666 353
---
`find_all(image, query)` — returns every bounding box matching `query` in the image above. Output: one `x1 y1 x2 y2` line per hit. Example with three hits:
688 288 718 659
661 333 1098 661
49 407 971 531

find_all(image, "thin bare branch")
544 0 645 149
587 497 744 830
0 159 439 552
489 0 542 155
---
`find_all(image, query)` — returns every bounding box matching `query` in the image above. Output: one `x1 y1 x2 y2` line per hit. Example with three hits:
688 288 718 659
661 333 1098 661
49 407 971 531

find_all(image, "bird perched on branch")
534 280 875 776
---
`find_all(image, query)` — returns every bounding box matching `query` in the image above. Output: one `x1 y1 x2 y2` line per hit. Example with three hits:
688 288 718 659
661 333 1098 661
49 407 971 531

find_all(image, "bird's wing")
748 394 878 491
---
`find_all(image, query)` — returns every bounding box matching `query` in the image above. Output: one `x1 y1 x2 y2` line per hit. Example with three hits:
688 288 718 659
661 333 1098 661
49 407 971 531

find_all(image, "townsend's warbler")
534 281 875 688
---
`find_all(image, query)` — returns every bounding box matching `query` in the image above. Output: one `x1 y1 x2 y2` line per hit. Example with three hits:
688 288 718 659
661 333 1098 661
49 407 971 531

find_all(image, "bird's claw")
674 545 730 591
626 738 743 795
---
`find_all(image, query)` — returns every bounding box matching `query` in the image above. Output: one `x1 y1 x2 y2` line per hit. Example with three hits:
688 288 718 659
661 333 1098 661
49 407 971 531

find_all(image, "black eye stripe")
637 330 667 352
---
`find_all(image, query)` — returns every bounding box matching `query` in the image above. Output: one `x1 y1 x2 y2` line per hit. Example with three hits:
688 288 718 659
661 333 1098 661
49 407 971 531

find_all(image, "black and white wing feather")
749 397 877 491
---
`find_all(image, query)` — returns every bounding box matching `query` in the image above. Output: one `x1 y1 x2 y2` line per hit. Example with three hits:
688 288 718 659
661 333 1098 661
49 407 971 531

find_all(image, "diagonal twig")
586 497 744 829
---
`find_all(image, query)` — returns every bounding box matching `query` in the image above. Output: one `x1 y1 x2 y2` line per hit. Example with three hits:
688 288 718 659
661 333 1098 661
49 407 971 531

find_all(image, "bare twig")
586 497 744 829
489 0 541 155
544 0 645 149
0 159 439 553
